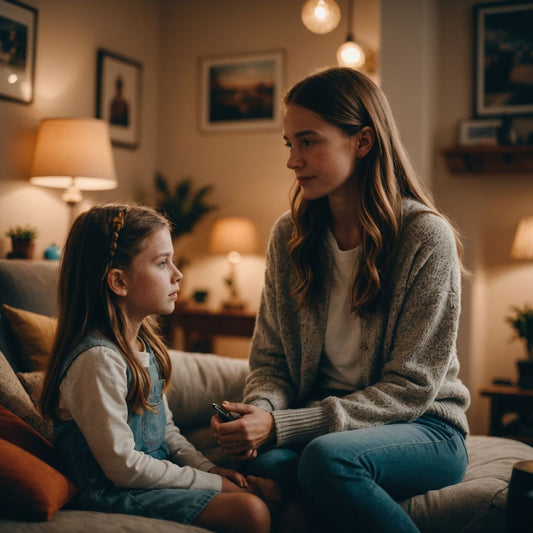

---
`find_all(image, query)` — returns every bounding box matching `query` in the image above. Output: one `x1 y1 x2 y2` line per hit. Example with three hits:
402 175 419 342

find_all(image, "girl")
40 204 276 533
212 67 471 532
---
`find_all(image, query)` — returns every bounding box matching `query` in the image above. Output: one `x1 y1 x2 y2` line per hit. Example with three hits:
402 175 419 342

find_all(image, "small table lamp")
30 118 117 217
511 217 533 259
209 216 259 310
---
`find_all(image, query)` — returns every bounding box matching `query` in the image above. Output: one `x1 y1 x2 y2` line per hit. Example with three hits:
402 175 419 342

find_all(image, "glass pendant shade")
301 0 341 34
337 38 366 69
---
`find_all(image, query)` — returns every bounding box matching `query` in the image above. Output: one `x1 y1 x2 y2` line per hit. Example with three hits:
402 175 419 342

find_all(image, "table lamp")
30 118 117 218
511 217 533 259
208 216 259 310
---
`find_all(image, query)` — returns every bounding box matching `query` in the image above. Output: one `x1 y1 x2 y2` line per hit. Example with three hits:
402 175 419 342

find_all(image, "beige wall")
0 0 160 258
1 0 531 434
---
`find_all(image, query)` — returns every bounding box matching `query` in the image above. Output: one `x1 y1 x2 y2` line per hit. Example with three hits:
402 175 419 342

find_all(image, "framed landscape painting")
96 49 142 149
0 0 37 104
473 1 533 117
199 50 284 133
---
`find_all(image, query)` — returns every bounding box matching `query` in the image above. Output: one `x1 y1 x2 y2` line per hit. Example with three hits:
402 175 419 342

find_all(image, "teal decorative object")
44 243 61 260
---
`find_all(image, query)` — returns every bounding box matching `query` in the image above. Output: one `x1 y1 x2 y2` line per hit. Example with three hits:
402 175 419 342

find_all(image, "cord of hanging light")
336 0 366 69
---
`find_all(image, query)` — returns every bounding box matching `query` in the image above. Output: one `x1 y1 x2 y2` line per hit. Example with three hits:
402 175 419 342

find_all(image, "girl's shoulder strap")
57 332 120 385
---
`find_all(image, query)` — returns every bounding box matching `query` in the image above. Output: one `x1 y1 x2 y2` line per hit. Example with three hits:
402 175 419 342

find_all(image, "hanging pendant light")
301 0 341 34
336 0 366 69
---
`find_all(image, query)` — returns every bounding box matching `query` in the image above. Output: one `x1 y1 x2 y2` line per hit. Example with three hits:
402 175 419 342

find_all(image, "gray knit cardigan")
243 199 470 447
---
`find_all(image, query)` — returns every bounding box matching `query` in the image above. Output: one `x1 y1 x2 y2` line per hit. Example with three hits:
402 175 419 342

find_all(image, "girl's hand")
210 402 275 461
245 475 283 515
209 466 247 488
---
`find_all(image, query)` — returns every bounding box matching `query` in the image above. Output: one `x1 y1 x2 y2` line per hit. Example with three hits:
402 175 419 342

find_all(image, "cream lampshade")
511 217 533 259
209 217 259 310
30 118 117 207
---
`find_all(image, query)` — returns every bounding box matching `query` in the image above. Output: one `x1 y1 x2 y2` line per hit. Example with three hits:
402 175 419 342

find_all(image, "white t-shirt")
318 229 363 391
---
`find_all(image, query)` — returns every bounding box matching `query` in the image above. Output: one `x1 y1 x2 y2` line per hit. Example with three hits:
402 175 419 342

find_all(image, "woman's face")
283 104 359 202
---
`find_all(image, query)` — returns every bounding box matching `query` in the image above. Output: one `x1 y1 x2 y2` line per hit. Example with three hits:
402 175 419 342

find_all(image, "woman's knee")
297 434 342 492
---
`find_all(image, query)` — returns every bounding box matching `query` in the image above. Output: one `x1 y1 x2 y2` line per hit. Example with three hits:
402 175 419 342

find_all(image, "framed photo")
96 49 142 149
199 50 284 133
458 118 502 146
0 0 37 104
473 1 533 117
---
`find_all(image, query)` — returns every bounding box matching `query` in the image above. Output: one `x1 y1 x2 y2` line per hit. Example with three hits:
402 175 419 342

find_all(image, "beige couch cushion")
166 349 249 429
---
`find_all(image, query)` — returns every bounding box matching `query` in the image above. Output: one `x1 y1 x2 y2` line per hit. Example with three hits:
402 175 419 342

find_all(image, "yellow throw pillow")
2 304 57 371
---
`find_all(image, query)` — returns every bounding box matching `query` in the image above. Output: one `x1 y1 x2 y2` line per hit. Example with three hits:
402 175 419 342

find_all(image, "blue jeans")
244 415 467 533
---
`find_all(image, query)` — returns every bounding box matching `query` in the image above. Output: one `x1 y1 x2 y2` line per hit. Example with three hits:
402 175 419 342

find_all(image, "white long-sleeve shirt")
57 345 222 492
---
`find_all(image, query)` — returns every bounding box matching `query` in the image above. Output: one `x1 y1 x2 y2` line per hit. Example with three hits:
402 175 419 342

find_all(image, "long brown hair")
40 204 173 419
285 67 462 314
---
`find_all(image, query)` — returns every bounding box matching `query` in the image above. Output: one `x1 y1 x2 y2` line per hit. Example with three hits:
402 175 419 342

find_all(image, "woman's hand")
209 466 247 488
210 402 275 461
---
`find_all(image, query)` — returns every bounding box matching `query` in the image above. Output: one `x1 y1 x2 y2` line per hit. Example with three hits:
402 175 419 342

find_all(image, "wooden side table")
165 305 256 353
480 385 533 444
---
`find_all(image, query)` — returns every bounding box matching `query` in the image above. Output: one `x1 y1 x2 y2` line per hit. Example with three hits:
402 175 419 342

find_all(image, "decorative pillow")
0 350 53 441
2 304 57 371
0 438 77 521
17 370 45 408
0 405 57 467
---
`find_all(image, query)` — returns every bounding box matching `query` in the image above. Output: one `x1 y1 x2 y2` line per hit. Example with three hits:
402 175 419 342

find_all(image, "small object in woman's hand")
212 402 240 422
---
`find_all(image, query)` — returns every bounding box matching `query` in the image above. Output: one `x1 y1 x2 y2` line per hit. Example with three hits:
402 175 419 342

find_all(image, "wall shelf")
442 145 533 174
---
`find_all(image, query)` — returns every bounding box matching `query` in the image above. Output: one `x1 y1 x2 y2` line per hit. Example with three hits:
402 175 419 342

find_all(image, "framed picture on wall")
0 0 37 104
199 50 284 133
473 1 533 117
458 118 502 146
96 49 142 149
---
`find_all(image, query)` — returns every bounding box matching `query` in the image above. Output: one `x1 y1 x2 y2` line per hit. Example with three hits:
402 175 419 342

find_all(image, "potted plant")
505 304 533 388
5 225 38 259
154 173 217 240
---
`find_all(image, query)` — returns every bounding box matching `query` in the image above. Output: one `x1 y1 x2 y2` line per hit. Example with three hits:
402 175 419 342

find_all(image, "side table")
480 385 533 445
165 305 256 353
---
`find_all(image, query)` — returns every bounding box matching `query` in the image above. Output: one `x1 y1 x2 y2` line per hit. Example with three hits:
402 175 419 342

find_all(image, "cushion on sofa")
0 439 77 521
2 305 57 371
0 259 59 372
401 435 533 533
166 349 249 429
0 350 52 441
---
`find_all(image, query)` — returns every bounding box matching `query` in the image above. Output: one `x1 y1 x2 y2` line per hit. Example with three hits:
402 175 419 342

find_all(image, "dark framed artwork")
0 0 37 104
199 50 284 133
473 1 533 117
458 118 502 146
96 48 142 149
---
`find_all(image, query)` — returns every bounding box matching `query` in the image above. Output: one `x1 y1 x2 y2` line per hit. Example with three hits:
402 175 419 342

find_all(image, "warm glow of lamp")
301 0 341 34
30 118 117 207
209 217 259 310
511 217 533 259
336 0 372 71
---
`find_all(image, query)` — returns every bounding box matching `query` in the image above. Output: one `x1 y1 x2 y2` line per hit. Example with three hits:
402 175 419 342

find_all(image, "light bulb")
301 0 341 34
337 39 366 69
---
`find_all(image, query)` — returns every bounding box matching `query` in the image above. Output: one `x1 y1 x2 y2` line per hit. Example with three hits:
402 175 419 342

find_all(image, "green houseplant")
154 173 217 241
506 304 533 388
5 225 38 259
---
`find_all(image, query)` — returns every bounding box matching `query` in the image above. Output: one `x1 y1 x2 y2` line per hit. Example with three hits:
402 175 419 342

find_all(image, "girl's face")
119 228 182 323
283 104 359 202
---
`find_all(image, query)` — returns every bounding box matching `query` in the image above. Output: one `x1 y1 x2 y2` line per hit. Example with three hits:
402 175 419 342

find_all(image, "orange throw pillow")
0 405 77 520
0 439 77 520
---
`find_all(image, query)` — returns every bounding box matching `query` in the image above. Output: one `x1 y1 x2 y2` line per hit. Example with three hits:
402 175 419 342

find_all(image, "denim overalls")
54 333 216 525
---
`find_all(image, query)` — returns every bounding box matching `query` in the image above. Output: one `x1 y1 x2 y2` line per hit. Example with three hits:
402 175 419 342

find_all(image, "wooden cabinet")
442 145 533 174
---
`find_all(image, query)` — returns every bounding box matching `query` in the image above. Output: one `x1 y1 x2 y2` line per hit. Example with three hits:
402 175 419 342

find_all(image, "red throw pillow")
0 438 78 520
0 405 77 520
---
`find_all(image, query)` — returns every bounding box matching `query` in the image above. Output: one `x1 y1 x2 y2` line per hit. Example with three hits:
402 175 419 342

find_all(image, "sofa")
1 258 532 533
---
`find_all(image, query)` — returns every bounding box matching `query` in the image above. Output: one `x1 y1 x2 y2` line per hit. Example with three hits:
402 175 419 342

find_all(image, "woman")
211 67 470 533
